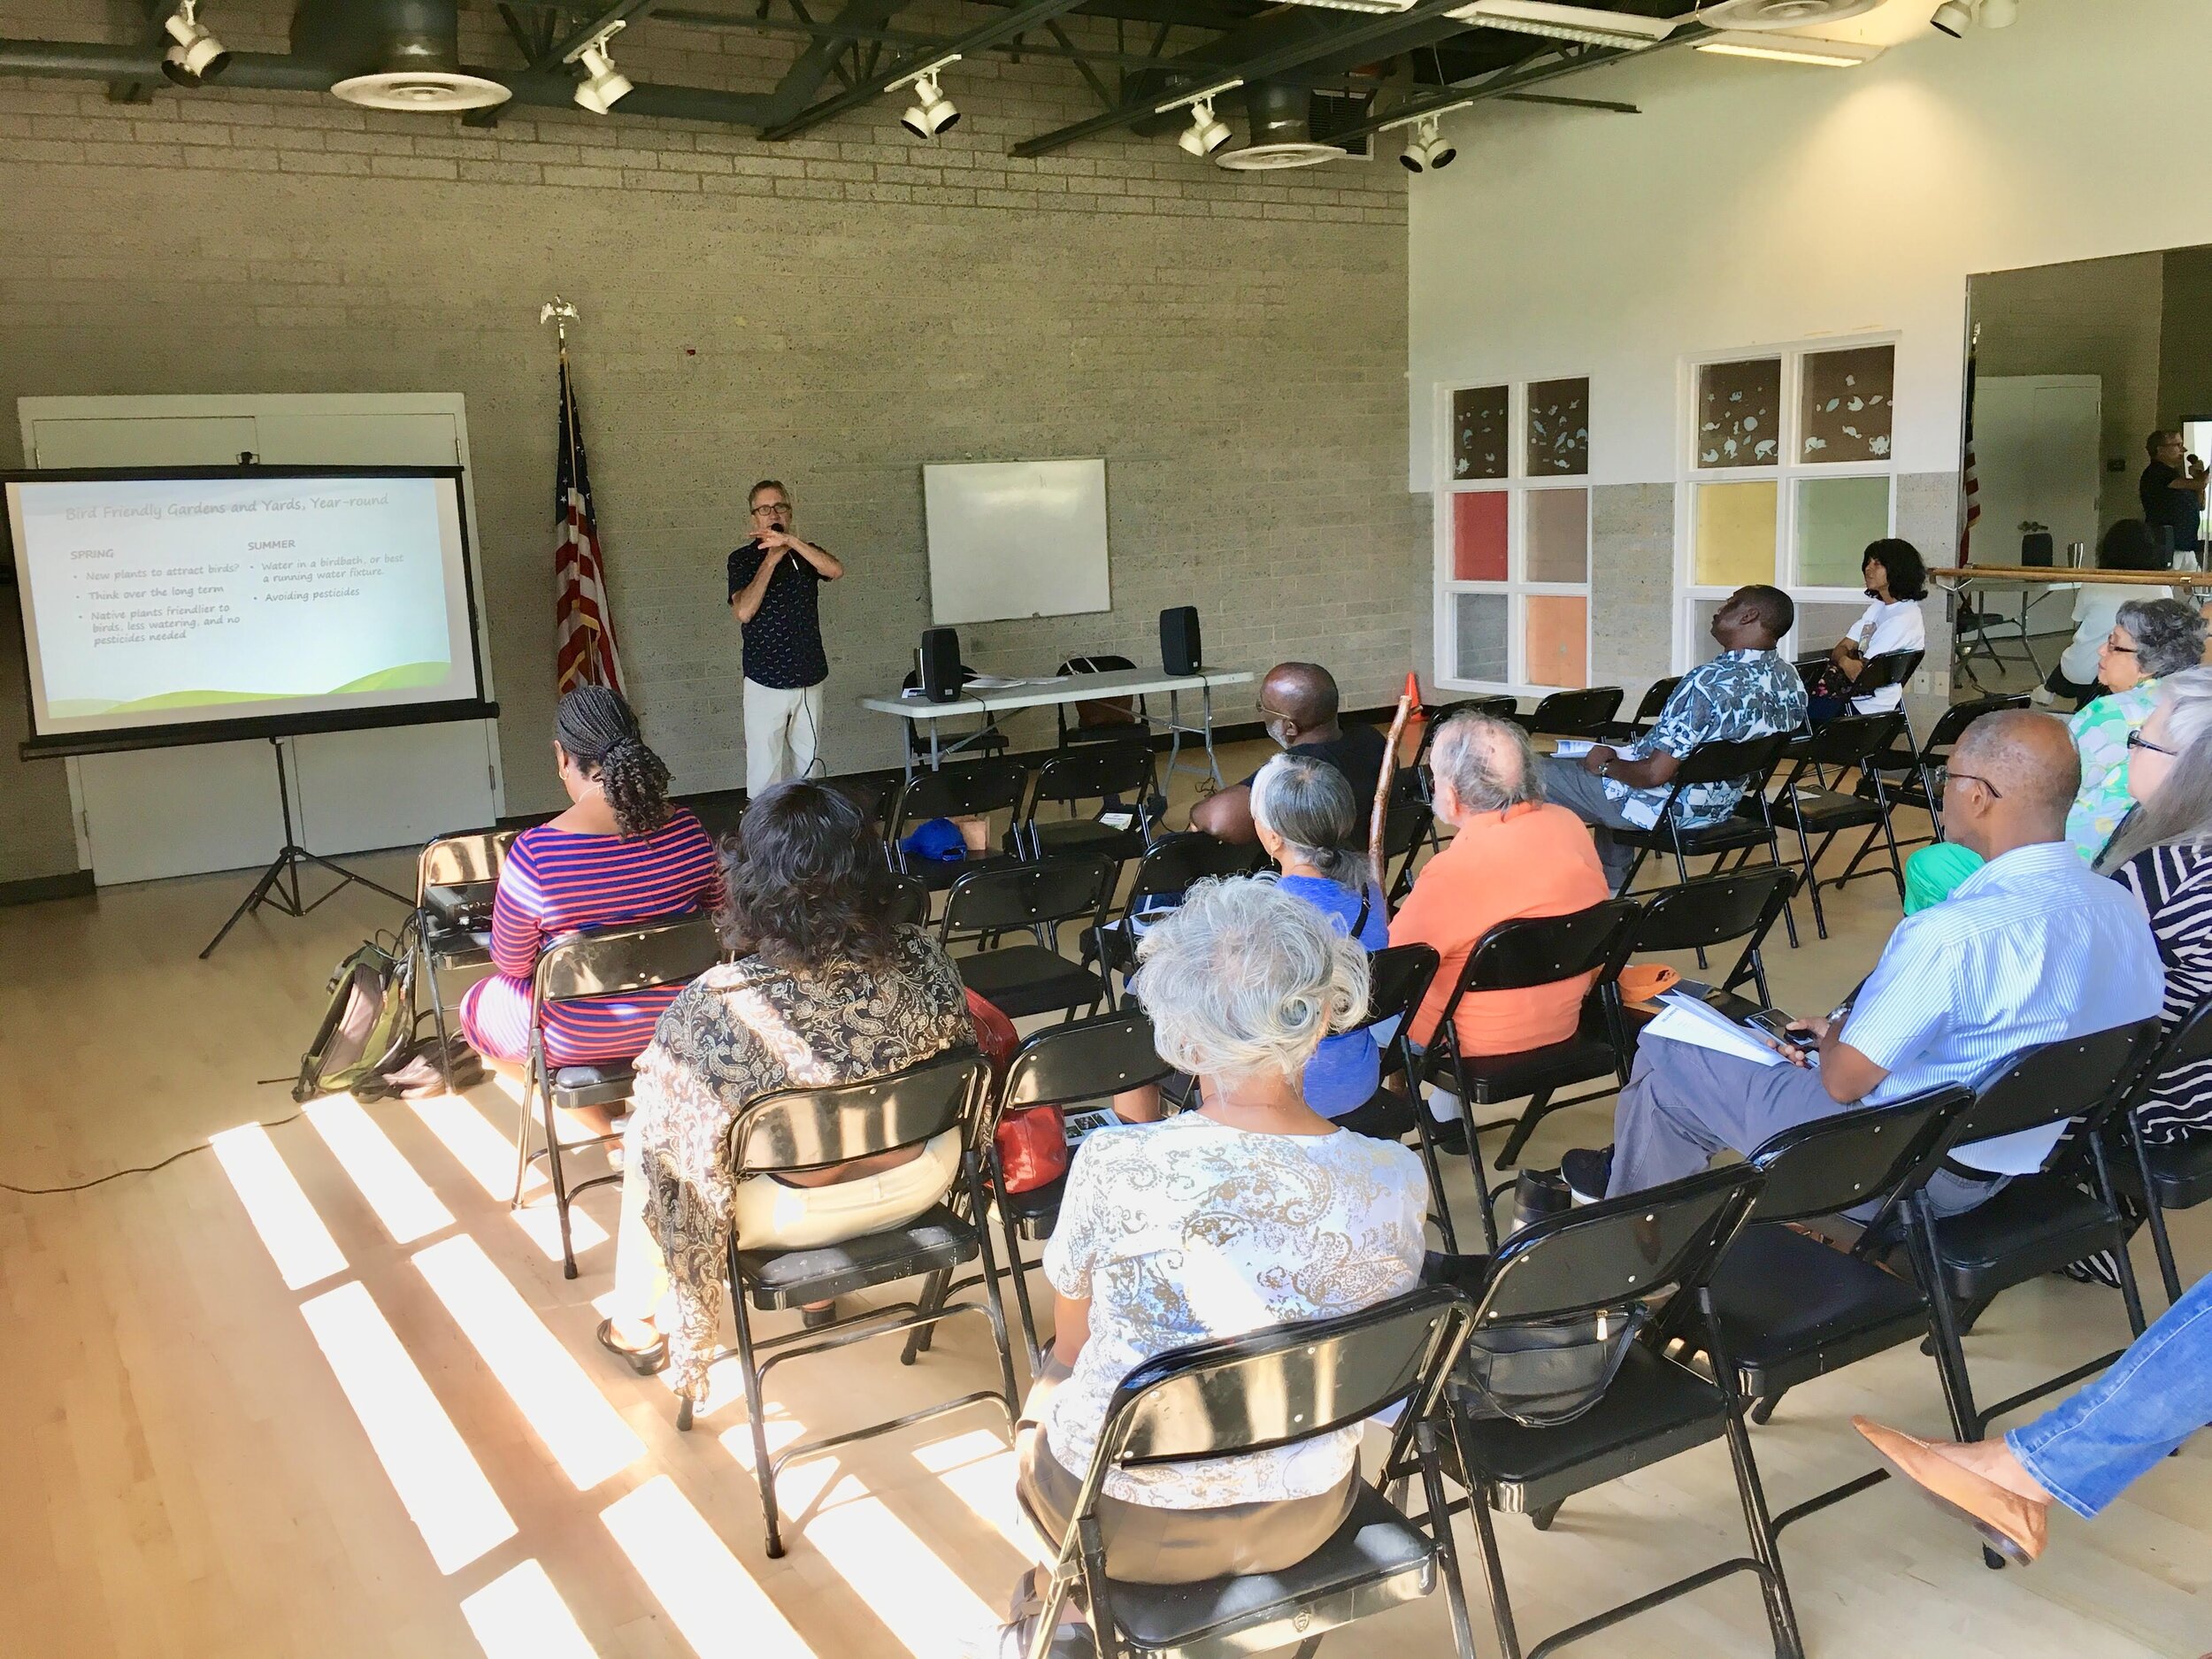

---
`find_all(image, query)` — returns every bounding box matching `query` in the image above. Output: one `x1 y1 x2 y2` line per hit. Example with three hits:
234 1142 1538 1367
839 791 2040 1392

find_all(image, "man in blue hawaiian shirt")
1539 585 1808 890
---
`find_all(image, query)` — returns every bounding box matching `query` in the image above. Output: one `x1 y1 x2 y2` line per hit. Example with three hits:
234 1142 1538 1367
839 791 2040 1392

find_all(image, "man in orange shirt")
1390 712 1612 1144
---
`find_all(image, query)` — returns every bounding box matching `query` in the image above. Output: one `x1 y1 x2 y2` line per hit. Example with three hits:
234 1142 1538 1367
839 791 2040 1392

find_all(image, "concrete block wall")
0 1 1421 882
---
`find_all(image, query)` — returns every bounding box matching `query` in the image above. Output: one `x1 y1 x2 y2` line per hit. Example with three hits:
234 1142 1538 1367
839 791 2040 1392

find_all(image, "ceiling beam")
1009 0 1476 159
759 0 1094 142
653 6 1233 73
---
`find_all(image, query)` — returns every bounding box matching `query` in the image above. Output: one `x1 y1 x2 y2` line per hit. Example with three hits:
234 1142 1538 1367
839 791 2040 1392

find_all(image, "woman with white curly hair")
995 878 1429 1654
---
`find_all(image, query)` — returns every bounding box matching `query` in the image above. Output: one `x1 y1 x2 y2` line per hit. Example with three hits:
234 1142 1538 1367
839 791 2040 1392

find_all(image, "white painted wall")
1408 0 2212 492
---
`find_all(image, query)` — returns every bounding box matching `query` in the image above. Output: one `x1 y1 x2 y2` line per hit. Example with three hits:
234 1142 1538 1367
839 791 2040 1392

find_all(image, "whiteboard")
923 457 1110 626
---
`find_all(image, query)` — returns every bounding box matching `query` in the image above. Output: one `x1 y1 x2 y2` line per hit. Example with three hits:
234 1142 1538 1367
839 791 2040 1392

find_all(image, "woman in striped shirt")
2097 665 2212 1143
459 687 719 1102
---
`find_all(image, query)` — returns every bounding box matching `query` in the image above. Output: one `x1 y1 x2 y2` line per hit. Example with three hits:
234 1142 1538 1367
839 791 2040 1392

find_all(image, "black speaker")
2021 530 2055 567
1160 606 1202 677
919 626 962 703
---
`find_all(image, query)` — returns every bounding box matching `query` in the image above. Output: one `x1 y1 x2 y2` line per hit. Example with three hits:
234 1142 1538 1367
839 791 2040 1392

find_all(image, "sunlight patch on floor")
600 1476 814 1659
210 1121 348 1290
305 1095 454 1244
459 1559 600 1659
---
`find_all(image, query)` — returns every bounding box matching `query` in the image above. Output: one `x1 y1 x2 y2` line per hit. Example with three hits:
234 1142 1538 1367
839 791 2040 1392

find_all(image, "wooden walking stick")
1370 686 1417 896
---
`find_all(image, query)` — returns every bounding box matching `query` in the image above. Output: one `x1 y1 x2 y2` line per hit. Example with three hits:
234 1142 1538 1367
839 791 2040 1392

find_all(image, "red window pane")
1452 491 1508 582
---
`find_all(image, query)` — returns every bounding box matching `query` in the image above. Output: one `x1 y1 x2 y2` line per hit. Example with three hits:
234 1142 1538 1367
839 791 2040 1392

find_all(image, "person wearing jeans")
1854 1267 2212 1563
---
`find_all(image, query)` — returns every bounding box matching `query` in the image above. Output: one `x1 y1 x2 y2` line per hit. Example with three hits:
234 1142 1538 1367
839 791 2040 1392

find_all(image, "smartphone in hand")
1747 1009 1820 1056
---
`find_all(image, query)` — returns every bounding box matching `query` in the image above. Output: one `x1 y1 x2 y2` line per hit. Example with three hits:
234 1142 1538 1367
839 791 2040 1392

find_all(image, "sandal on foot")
595 1318 667 1377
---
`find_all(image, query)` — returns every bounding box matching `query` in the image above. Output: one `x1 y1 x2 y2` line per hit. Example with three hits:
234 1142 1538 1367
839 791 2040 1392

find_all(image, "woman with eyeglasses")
2037 519 2173 710
2064 595 2209 860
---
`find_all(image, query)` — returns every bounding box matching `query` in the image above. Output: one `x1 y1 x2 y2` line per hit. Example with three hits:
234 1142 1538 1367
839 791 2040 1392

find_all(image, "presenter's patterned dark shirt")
727 540 829 690
1604 648 1807 830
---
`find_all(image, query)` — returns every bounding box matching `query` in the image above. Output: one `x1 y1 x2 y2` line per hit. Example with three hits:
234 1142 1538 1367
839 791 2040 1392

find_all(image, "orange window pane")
1452 491 1508 581
1525 595 1588 689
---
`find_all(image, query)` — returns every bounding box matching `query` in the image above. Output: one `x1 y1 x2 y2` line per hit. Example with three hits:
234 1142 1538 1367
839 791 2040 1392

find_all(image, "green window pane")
1797 476 1891 587
1694 481 1778 587
1525 488 1589 583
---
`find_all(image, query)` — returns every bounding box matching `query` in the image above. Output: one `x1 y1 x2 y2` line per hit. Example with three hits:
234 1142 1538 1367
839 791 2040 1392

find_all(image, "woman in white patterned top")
2097 666 2212 1143
1000 879 1428 1647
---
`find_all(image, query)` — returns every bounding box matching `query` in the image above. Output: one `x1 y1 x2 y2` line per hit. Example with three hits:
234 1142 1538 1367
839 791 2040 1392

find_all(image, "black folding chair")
1620 867 1799 1015
886 756 1031 892
1517 687 1624 739
1415 695 1521 787
1596 676 1679 744
695 1048 1023 1559
1382 771 1436 904
2112 998 2212 1307
1416 900 1644 1220
1333 943 1462 1251
984 1010 1177 1363
941 857 1117 1019
1084 833 1268 1001
1024 1285 1482 1659
1836 690 2026 882
1687 1087 1975 1538
1425 1164 1804 1659
1054 653 1148 749
510 914 723 1279
887 872 929 928
900 662 1011 763
1897 1022 2160 1566
1759 710 1907 939
1008 740 1159 867
414 826 518 1081
1608 733 1801 948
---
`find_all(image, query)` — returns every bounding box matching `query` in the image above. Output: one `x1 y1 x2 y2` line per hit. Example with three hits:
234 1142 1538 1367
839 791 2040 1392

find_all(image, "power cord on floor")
0 1080 302 1196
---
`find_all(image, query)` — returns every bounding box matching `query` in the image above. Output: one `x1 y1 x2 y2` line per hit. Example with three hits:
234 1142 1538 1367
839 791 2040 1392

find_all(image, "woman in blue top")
1249 752 1392 1117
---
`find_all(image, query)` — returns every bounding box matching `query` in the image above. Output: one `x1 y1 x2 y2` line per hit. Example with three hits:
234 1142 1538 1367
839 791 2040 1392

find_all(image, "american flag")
1961 348 1981 563
554 350 626 697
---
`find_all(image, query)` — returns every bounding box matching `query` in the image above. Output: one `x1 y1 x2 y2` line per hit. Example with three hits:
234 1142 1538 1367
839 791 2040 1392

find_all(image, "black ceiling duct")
292 0 511 112
1213 81 1345 172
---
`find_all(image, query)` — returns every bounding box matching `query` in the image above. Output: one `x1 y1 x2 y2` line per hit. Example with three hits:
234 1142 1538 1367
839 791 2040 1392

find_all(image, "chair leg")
1750 1387 1787 1425
965 1160 1027 1421
1873 782 1910 903
1908 1197 1983 1444
1494 1089 1554 1171
1710 1342 1804 1655
729 1275 786 1558
422 949 457 1087
1792 810 1827 941
1417 1419 1484 1659
999 1203 1045 1368
1767 836 1801 949
2132 1128 2186 1307
2086 1135 2149 1339
1463 1475 1524 1659
541 1089 578 1281
902 1268 952 1365
1412 1108 1461 1255
1616 845 1647 899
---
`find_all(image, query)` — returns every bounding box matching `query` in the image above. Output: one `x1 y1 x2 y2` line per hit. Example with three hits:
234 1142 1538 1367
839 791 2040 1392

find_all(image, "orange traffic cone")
1402 672 1425 720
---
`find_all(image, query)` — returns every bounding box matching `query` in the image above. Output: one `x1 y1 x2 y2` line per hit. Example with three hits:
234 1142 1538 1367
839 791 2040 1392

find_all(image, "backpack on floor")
294 917 420 1103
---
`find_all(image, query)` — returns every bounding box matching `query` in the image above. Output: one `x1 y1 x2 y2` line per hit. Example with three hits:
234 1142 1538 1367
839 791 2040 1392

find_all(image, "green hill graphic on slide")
49 661 449 718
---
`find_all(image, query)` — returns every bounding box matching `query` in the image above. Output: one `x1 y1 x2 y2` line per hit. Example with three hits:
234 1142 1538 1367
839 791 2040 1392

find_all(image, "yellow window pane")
1694 481 1778 587
1525 595 1588 688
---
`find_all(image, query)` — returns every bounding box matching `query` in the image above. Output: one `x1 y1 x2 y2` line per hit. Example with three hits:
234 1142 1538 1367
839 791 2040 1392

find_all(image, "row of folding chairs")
881 741 1164 895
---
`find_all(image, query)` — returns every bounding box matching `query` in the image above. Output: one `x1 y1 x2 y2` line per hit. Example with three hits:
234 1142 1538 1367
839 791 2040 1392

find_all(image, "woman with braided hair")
458 686 720 1096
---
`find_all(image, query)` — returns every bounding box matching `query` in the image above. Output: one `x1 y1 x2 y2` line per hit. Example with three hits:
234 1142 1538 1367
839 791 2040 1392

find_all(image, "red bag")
966 988 1070 1193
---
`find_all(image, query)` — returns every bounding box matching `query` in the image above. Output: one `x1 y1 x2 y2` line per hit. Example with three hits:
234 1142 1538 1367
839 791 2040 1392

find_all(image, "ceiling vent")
1695 0 1879 28
1216 82 1346 171
295 0 512 111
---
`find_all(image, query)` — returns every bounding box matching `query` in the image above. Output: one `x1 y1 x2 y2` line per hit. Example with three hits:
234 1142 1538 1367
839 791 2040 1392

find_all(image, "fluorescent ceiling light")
1453 0 1682 49
1694 28 1882 63
1276 0 1419 10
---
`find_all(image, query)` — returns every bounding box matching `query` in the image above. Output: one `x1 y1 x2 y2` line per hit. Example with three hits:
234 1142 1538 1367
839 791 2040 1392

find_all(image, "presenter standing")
728 478 843 796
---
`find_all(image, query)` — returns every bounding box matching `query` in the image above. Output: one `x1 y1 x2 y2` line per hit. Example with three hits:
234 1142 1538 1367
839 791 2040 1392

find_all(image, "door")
1971 375 2102 637
19 398 502 884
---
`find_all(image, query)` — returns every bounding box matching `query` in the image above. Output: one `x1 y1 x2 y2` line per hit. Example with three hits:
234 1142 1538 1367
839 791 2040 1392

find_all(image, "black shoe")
1512 1169 1572 1232
801 1302 840 1330
1425 1115 1469 1157
595 1317 668 1376
1559 1147 1614 1204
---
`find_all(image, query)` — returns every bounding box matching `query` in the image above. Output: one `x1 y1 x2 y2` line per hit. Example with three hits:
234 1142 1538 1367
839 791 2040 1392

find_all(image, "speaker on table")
919 626 963 703
1160 606 1202 677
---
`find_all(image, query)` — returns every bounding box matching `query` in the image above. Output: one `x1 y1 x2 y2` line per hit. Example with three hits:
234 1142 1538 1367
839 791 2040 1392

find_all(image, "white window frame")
1672 332 1900 668
1432 377 1594 697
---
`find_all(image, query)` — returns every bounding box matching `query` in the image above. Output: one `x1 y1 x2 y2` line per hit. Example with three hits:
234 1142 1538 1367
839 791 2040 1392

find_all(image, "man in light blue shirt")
1562 710 2163 1217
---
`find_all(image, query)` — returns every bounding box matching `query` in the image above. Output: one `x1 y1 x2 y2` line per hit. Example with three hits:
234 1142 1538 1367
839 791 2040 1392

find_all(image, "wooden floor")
2 732 2208 1659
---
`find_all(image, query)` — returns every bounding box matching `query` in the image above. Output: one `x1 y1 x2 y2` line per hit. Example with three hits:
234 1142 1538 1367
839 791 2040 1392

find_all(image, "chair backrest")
887 757 1031 842
418 827 518 897
1417 695 1521 763
1855 649 1925 695
1102 1285 1473 1470
1000 1009 1176 1112
726 1047 989 1176
1526 687 1625 737
1354 943 1440 1037
1667 731 1790 790
1456 897 1643 998
1056 654 1145 745
1632 676 1681 725
1936 1021 2161 1161
1125 832 1267 899
1742 1087 1972 1225
1794 710 1905 772
1629 868 1796 956
533 913 723 1007
887 873 930 927
2121 997 2212 1119
1922 691 2028 757
1028 741 1156 815
1471 1164 1763 1327
942 856 1116 937
1382 792 1431 860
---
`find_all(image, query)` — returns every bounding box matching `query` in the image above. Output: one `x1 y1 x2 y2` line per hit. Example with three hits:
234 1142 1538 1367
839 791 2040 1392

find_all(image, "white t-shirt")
1041 1114 1428 1508
2061 583 2175 687
1844 597 1925 713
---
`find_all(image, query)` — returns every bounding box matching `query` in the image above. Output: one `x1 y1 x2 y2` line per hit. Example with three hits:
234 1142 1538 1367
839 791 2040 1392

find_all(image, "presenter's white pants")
742 677 826 798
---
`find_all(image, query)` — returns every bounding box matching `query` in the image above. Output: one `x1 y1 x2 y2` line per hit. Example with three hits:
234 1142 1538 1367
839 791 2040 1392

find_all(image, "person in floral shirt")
2066 597 2207 860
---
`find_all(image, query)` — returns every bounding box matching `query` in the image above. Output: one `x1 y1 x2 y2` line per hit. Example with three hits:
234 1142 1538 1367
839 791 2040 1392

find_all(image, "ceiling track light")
1400 114 1456 173
571 20 634 116
161 0 229 86
889 54 962 141
1451 0 1681 50
1178 96 1232 157
1930 0 1974 35
1695 28 1883 65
